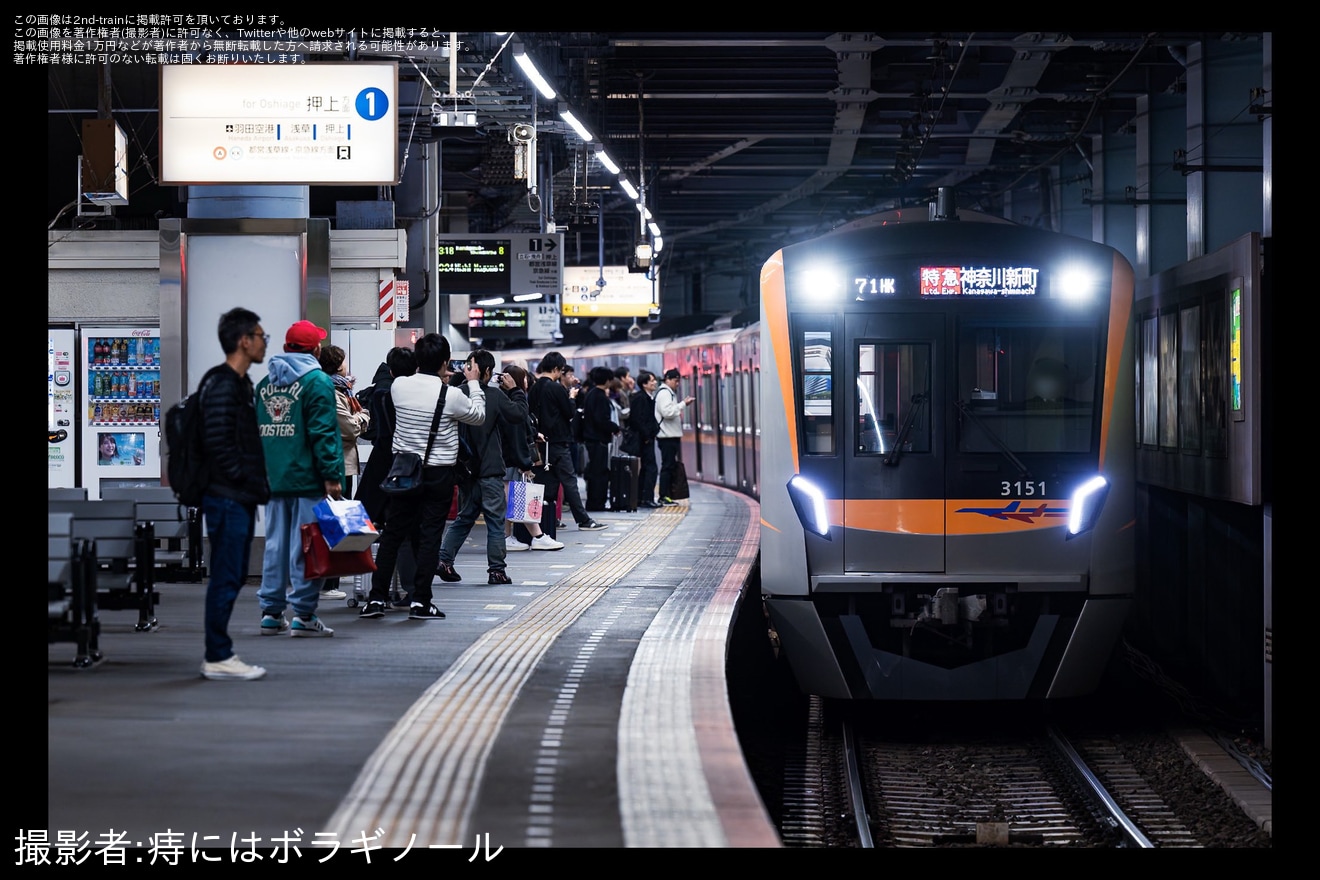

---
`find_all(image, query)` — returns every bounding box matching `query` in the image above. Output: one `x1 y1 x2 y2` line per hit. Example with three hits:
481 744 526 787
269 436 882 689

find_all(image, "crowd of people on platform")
191 310 693 681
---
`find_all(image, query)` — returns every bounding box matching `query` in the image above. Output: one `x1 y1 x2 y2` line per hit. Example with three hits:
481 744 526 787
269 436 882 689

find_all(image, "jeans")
368 465 458 607
537 442 591 538
201 494 256 663
637 437 658 504
658 437 681 499
257 494 325 619
438 476 508 572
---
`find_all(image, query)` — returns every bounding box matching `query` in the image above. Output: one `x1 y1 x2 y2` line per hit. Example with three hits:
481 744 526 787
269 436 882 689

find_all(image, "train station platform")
45 482 779 861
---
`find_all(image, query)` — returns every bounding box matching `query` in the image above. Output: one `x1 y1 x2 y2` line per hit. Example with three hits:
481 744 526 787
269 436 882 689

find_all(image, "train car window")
800 331 834 454
1158 311 1178 450
957 322 1097 454
1140 314 1158 446
1178 305 1201 453
856 342 930 455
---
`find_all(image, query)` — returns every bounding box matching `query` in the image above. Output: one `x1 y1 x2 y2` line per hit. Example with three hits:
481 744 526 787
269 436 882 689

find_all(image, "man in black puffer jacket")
434 350 527 585
195 307 272 681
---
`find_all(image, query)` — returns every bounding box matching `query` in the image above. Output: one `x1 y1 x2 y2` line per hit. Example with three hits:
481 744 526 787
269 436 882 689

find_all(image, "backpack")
355 385 379 442
164 369 219 507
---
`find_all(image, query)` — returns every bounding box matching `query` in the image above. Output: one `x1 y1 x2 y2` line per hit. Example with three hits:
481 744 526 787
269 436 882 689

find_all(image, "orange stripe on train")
829 499 1071 535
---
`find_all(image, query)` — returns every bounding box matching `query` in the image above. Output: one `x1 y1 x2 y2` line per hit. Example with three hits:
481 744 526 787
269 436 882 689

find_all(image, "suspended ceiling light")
512 43 557 100
593 144 621 175
512 292 543 302
648 222 660 237
619 178 639 200
558 105 593 142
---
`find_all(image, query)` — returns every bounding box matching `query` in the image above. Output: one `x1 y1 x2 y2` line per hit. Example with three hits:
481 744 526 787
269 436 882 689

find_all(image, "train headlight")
787 475 831 539
1067 475 1109 538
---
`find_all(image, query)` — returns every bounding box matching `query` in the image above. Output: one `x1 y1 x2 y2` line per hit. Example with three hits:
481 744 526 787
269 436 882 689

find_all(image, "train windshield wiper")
955 399 1031 480
883 391 928 467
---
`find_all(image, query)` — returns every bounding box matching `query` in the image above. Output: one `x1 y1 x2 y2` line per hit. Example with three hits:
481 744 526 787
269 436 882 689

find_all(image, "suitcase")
609 454 640 512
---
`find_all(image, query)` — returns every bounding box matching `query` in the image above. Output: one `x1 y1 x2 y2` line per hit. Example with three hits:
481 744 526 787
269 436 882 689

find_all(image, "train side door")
844 314 945 572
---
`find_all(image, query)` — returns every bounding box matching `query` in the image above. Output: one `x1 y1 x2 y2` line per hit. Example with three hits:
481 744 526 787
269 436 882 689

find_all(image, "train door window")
1158 311 1178 450
1139 314 1158 446
800 330 834 454
856 341 930 455
1178 304 1201 453
957 322 1097 454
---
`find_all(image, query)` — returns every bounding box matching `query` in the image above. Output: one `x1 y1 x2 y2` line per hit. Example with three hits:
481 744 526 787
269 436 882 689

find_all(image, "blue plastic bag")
313 496 379 551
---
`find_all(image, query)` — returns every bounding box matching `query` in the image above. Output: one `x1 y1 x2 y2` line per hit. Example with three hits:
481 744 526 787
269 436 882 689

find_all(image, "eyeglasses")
248 332 271 344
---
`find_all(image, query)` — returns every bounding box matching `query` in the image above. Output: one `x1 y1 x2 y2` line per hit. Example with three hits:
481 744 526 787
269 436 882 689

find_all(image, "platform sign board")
436 234 562 299
159 62 399 185
561 265 659 318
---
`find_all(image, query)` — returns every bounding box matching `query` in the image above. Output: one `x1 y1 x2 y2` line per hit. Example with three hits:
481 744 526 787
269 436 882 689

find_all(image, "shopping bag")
669 460 691 500
301 522 377 579
505 478 545 524
313 496 379 551
380 451 424 495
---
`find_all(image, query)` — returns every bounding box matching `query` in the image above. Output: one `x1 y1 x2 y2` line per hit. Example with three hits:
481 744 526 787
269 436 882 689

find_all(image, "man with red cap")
254 319 345 639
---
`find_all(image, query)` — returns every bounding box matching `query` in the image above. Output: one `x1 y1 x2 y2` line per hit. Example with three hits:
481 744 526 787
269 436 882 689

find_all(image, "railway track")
778 697 1258 848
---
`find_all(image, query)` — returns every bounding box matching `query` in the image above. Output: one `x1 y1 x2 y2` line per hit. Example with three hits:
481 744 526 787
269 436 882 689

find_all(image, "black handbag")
379 386 446 496
669 459 691 500
620 426 641 457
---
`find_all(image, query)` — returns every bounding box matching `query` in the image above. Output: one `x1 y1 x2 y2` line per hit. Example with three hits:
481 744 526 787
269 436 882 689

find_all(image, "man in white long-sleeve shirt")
358 333 485 621
655 367 693 505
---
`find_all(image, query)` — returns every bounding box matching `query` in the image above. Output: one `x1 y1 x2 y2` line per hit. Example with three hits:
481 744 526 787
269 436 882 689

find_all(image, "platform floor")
46 483 778 861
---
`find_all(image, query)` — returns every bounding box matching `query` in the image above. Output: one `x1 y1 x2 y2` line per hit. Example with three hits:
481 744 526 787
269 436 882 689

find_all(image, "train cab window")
800 331 835 453
957 323 1097 454
856 342 930 455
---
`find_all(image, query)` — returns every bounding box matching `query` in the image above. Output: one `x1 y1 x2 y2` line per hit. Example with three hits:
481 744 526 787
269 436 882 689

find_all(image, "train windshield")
955 321 1098 454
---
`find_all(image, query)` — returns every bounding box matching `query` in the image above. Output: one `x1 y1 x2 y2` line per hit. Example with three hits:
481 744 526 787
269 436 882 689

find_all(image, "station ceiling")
46 31 1264 279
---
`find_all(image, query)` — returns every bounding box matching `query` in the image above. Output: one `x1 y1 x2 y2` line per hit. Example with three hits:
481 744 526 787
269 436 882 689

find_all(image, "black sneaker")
409 602 446 620
579 520 607 531
488 569 512 585
437 562 462 582
358 600 386 619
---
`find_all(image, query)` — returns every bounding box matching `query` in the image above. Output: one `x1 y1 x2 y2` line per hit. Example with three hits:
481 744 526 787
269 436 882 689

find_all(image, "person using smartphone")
655 368 693 505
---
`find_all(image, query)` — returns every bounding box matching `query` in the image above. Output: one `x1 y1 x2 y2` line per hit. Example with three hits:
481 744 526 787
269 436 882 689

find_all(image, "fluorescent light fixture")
512 292 543 302
635 204 653 220
559 107 593 142
652 235 664 253
648 222 660 237
513 44 557 100
475 297 506 306
594 146 621 175
619 178 639 200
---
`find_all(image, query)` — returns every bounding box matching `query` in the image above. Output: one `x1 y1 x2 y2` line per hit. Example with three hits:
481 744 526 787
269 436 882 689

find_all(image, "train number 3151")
1001 481 1046 497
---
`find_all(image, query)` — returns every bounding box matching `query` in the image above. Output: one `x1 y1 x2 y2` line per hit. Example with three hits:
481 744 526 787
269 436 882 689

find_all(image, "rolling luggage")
609 454 640 512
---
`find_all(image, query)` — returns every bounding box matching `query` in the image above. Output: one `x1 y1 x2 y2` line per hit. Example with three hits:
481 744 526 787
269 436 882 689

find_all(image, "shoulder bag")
380 385 447 496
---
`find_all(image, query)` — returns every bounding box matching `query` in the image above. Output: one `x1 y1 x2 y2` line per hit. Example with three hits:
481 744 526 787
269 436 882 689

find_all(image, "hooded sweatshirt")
255 351 345 496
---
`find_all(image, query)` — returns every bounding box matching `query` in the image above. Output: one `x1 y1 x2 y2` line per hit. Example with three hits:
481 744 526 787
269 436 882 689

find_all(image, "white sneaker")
530 534 564 551
320 587 347 600
201 655 267 681
505 535 529 552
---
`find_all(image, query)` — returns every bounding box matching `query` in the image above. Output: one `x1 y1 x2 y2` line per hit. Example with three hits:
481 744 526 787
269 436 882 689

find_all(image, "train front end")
759 216 1136 701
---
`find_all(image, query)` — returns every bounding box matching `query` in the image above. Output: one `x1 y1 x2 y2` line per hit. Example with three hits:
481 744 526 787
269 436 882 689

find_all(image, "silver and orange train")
500 198 1136 700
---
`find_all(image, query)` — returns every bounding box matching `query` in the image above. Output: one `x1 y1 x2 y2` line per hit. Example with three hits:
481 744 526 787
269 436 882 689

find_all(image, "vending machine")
80 327 162 499
48 328 78 488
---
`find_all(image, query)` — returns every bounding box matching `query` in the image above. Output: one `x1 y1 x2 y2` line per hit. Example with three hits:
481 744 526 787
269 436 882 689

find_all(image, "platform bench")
48 511 101 667
100 487 207 583
46 499 159 632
